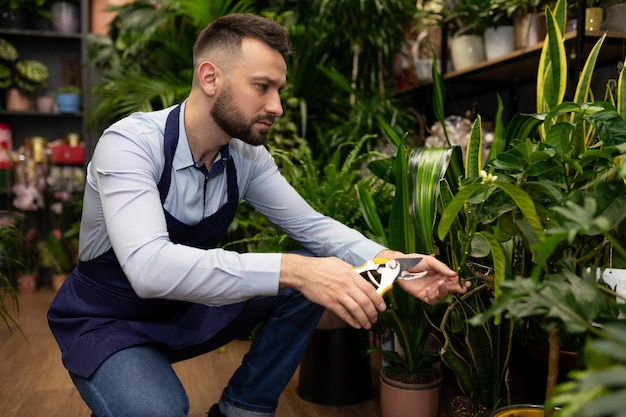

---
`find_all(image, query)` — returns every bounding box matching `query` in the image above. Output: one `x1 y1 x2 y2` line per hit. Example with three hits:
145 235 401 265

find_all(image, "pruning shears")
354 257 426 296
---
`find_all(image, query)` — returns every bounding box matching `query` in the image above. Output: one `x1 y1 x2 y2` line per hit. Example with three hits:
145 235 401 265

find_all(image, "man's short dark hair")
193 13 291 67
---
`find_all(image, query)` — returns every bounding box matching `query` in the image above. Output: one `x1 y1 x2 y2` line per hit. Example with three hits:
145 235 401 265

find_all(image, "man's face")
211 85 272 146
211 38 286 146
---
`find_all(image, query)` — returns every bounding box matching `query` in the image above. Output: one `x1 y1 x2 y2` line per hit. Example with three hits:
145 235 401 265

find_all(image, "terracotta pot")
6 88 31 111
17 272 38 295
36 95 55 113
90 0 134 35
513 13 546 50
490 404 544 417
380 370 442 417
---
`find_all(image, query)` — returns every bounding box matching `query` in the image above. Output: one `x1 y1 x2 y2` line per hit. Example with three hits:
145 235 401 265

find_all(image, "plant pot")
605 3 626 33
449 34 486 71
55 93 80 113
91 0 134 35
36 95 55 113
297 327 372 406
484 26 515 60
380 369 442 417
490 404 544 417
513 13 546 50
17 271 38 295
51 1 80 33
447 395 491 417
6 88 31 112
585 7 603 32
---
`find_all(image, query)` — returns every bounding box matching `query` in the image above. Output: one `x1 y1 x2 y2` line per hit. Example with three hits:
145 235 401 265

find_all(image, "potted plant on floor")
0 211 30 332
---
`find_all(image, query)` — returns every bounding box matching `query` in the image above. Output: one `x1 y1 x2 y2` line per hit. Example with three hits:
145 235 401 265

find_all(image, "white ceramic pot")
484 26 515 60
449 34 486 71
51 1 79 33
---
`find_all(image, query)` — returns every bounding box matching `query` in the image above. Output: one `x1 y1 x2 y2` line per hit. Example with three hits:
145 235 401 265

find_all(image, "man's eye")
256 84 268 91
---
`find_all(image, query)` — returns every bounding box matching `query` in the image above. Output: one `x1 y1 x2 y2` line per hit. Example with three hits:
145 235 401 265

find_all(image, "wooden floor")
0 287 382 417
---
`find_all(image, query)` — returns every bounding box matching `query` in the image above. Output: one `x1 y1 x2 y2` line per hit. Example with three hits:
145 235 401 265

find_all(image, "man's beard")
211 87 273 146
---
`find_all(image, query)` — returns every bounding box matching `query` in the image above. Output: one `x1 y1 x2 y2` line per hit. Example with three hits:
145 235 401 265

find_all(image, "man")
48 13 469 417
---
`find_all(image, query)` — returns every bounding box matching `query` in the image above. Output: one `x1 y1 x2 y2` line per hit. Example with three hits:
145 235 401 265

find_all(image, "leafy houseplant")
0 211 39 333
430 0 626 414
0 38 49 94
54 85 81 113
0 37 49 111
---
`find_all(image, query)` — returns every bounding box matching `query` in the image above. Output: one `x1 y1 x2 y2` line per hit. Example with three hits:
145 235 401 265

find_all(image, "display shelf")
402 30 626 101
0 0 89 146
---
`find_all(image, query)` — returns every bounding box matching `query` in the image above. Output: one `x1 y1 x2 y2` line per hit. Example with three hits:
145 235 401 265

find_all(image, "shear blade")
395 257 422 272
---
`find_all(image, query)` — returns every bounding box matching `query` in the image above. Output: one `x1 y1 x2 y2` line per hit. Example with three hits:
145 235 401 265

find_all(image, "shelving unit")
0 0 90 150
404 29 626 120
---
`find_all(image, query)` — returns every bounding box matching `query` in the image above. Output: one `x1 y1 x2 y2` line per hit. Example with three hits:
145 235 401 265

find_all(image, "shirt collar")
171 100 230 179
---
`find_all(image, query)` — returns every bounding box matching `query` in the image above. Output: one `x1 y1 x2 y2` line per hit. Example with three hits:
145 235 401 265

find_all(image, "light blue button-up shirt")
78 101 386 306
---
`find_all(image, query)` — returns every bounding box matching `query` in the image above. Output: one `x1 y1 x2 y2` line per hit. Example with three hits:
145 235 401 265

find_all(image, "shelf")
0 28 82 40
0 110 82 118
402 30 626 99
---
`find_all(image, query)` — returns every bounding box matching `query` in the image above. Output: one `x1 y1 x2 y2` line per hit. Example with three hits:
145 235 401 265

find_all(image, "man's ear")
197 61 219 96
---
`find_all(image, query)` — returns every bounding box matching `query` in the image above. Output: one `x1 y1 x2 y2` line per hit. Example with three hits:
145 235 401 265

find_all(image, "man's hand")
280 254 386 330
376 249 470 305
280 250 470 330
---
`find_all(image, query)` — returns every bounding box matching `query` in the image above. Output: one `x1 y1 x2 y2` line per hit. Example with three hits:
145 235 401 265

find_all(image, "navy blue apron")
48 105 244 378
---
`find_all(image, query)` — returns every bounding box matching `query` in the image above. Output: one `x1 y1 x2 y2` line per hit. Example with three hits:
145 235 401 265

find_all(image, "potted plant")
0 211 36 333
488 0 553 48
0 210 38 299
357 130 448 417
38 228 74 291
436 0 493 70
0 38 49 111
434 0 626 413
54 84 81 113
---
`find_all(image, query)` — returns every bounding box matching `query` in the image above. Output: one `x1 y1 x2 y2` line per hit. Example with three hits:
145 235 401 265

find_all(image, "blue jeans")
70 288 324 417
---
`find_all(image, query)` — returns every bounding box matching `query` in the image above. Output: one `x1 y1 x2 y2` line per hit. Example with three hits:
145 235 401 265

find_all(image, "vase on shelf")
449 34 486 71
50 1 80 33
585 7 604 32
484 25 515 60
6 88 32 112
55 92 80 113
513 13 546 50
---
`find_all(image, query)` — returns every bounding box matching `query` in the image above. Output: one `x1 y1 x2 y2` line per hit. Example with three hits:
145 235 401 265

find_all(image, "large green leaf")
389 143 414 253
465 116 483 180
573 34 607 106
408 147 458 254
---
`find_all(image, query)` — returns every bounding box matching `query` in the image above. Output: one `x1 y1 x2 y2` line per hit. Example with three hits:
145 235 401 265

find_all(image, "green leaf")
573 34 606 106
389 143 414 253
465 115 483 180
356 185 388 247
